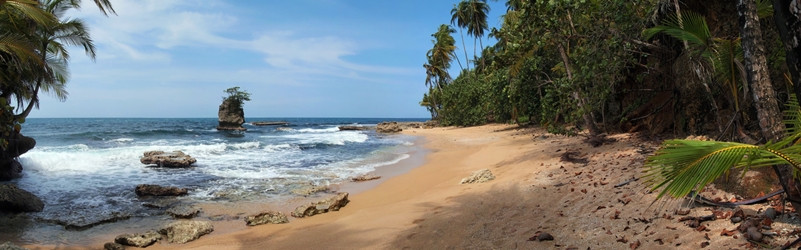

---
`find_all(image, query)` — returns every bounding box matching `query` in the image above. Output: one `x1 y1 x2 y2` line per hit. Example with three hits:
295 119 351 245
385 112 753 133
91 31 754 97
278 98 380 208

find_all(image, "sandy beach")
21 124 800 249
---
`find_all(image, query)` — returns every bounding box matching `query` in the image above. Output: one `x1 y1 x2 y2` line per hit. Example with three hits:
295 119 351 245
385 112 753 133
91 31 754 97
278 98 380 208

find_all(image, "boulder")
291 192 349 218
140 151 196 168
460 169 495 184
0 133 35 181
376 122 402 133
135 184 188 197
217 99 246 131
291 185 328 196
0 184 43 213
338 126 372 131
244 211 289 226
0 242 27 250
159 221 214 244
114 230 162 247
166 205 200 219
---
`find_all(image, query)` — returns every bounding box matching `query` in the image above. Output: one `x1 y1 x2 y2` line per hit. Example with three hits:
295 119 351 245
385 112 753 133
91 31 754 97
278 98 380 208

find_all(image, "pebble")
763 207 777 219
537 232 554 241
730 216 742 223
746 227 763 242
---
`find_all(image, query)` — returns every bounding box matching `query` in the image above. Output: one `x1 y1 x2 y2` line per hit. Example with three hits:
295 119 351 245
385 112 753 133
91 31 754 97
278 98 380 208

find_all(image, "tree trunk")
558 44 600 136
741 0 801 214
773 0 801 213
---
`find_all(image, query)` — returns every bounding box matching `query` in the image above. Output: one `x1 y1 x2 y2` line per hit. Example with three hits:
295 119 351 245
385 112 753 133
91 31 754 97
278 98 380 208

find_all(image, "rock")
217 98 246 131
166 205 200 219
291 185 328 196
140 151 196 168
291 192 349 218
537 232 554 241
763 207 777 219
376 122 402 133
45 211 131 231
730 216 742 223
746 226 763 242
0 133 35 181
159 220 214 244
676 208 690 216
103 242 125 250
460 169 495 184
244 211 289 226
135 184 188 197
338 126 372 131
0 242 27 250
351 174 381 182
0 184 43 213
114 231 161 247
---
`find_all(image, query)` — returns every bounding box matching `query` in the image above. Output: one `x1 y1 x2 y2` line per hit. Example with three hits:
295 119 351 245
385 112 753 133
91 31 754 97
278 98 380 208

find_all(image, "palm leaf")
643 11 711 49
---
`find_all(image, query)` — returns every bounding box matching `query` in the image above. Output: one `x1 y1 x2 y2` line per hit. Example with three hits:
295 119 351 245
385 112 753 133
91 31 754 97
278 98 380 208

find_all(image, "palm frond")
644 139 801 200
643 11 711 48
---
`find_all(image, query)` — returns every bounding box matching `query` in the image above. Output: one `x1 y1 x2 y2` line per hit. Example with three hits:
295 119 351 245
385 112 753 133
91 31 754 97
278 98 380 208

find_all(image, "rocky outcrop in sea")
135 184 188 197
0 184 43 213
140 151 196 168
217 98 246 131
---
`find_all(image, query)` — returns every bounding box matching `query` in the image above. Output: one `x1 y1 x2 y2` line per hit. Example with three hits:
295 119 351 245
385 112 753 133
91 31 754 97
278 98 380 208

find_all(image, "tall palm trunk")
739 0 801 211
458 28 471 70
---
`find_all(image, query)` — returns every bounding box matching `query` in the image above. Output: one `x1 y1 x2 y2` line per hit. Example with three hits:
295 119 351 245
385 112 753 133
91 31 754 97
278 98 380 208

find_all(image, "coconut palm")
451 1 471 70
451 0 489 70
422 24 458 119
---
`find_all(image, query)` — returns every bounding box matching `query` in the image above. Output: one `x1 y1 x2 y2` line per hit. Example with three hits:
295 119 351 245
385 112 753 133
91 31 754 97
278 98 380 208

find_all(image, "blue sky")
29 0 506 118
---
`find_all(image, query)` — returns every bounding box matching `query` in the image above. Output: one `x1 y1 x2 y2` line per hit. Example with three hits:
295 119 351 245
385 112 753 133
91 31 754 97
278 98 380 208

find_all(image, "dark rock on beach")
291 192 349 218
0 184 43 213
245 211 289 226
159 220 214 244
114 230 162 247
140 151 196 168
166 205 201 219
217 98 246 131
135 184 188 197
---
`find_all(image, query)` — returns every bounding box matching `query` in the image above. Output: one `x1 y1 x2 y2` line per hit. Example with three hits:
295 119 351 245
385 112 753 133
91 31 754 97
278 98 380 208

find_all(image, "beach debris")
0 184 43 213
244 211 289 226
559 151 588 164
614 177 638 188
167 205 201 219
103 242 125 250
114 230 162 247
0 242 27 250
140 151 197 168
159 220 214 244
376 122 403 133
527 231 554 241
338 125 373 131
460 169 495 184
351 174 381 182
135 184 188 197
291 192 350 218
584 133 616 147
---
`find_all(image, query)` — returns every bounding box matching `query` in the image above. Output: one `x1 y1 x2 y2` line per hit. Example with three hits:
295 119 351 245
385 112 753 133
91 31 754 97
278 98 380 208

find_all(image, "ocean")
5 117 424 241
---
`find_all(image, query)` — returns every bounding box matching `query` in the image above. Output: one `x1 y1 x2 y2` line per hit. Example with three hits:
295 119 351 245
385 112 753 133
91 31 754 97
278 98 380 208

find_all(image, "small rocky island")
217 87 250 131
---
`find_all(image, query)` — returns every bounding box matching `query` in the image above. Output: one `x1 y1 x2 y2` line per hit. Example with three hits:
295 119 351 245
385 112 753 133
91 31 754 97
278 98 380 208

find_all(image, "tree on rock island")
217 87 251 131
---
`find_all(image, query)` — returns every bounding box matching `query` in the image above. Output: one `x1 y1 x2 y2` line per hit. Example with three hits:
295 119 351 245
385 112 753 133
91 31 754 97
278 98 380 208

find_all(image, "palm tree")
422 24 457 119
451 1 471 70
451 0 490 70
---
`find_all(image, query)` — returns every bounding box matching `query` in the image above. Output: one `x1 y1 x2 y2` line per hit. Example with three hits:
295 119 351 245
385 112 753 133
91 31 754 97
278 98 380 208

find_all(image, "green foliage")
644 97 801 201
223 86 251 110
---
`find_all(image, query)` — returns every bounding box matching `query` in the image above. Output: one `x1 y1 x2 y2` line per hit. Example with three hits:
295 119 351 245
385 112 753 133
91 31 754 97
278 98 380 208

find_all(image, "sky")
28 0 507 118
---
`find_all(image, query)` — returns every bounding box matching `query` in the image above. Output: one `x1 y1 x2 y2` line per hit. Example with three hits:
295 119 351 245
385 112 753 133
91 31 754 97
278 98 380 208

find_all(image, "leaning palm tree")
451 0 489 70
451 1 472 70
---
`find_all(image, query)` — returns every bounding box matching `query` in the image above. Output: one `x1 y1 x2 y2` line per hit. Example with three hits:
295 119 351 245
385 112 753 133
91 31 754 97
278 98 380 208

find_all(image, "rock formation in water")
217 98 246 131
0 183 44 213
0 133 35 181
140 151 196 168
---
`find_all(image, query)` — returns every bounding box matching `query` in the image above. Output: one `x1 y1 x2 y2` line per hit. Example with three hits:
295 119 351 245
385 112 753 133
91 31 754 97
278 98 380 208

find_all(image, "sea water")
5 118 422 241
